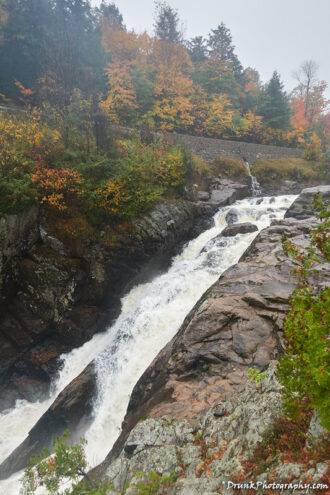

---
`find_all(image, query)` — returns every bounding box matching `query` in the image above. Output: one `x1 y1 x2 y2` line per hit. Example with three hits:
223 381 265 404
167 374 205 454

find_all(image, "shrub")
0 112 62 214
22 432 112 495
304 132 322 161
252 157 320 184
211 156 249 180
97 139 189 220
277 195 330 429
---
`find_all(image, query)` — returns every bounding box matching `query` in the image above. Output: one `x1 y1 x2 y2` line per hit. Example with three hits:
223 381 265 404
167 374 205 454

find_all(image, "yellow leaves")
204 94 233 136
0 114 62 172
32 167 82 211
97 178 128 216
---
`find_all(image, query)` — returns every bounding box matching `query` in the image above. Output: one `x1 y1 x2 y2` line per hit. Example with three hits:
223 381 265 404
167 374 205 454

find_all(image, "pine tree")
154 1 182 43
208 22 242 78
187 36 207 63
97 1 123 28
0 0 51 100
258 71 291 130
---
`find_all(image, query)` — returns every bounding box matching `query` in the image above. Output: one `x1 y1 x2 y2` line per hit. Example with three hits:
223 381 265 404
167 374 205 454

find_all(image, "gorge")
1 187 327 494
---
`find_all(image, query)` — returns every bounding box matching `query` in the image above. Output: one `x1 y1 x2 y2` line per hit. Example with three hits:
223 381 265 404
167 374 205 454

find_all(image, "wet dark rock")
0 207 39 305
222 222 258 237
285 185 330 220
225 208 239 225
209 181 250 206
196 191 210 202
0 364 96 480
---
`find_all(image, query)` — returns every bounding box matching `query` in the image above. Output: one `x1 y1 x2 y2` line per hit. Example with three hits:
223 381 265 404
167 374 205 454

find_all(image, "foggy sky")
92 0 330 97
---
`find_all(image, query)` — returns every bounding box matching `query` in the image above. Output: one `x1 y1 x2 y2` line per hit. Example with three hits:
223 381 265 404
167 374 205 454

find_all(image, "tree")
208 22 243 78
241 67 262 112
0 0 51 100
151 41 195 131
187 36 207 63
22 433 111 495
97 0 123 28
204 94 234 137
258 71 291 130
293 60 329 127
154 1 182 43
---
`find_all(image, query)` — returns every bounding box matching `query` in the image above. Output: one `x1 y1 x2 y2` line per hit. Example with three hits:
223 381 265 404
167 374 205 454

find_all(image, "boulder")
225 208 239 225
222 222 258 237
285 185 330 220
209 180 250 207
196 191 210 202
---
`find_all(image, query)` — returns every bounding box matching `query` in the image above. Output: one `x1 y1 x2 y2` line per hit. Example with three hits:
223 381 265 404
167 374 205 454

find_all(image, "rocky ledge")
87 186 329 493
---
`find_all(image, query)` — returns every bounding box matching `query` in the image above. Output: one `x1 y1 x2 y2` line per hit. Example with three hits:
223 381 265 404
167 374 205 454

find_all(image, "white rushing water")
0 195 297 494
245 161 262 196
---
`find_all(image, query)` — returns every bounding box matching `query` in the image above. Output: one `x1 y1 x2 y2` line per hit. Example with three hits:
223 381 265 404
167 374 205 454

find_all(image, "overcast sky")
92 0 330 97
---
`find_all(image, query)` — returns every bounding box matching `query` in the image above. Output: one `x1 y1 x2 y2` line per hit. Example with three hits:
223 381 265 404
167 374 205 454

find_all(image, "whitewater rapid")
0 195 297 494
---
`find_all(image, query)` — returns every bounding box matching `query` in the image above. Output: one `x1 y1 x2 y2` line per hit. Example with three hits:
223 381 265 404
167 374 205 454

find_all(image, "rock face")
209 179 249 206
89 190 329 489
222 222 258 237
101 372 328 495
0 207 39 305
0 200 218 411
0 364 96 479
285 185 330 219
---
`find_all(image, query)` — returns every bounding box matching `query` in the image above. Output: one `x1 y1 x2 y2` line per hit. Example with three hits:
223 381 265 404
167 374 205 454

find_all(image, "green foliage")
247 368 267 383
154 1 182 43
22 432 112 495
257 71 291 130
131 469 178 495
277 287 330 428
277 195 330 430
97 139 189 221
22 433 178 495
252 157 322 185
211 156 249 180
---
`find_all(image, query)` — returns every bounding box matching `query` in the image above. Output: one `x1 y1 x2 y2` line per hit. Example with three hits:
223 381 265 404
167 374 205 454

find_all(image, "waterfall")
245 160 262 196
0 195 297 494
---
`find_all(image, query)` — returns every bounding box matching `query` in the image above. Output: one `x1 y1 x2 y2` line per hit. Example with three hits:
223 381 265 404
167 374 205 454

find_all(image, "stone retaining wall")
166 132 302 163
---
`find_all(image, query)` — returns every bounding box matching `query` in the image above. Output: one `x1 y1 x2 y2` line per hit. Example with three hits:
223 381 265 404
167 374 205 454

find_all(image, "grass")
211 156 249 180
252 157 329 185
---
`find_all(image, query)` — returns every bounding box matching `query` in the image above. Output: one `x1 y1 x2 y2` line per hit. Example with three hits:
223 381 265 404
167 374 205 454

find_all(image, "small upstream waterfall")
245 161 262 196
0 195 297 494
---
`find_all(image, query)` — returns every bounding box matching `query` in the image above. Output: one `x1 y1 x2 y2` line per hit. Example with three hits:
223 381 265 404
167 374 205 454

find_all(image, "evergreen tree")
258 71 291 130
0 0 51 100
97 0 123 27
208 22 242 78
154 1 182 43
187 36 207 63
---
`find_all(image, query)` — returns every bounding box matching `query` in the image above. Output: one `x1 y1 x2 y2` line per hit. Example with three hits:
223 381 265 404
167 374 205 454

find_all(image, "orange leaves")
32 167 82 211
102 62 138 123
291 96 308 132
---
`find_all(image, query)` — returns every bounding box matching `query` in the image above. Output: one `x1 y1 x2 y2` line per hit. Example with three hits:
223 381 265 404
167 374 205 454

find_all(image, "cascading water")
245 160 262 196
0 195 297 494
